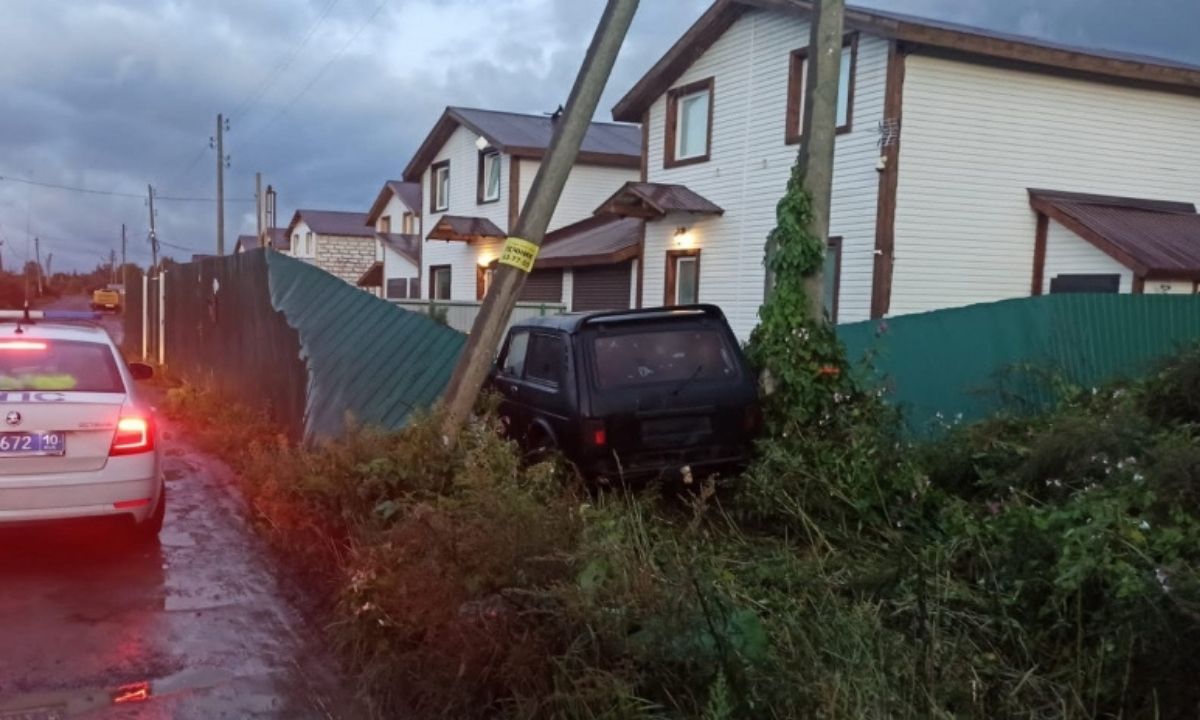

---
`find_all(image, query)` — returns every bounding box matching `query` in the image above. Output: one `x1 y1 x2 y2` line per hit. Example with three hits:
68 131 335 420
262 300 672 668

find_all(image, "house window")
431 161 451 212
430 265 452 300
786 34 858 144
379 215 392 233
1049 274 1121 294
665 249 701 306
305 232 314 257
386 278 412 299
408 278 420 298
824 237 842 323
402 212 415 234
478 150 501 204
665 77 714 168
476 265 495 300
292 233 299 254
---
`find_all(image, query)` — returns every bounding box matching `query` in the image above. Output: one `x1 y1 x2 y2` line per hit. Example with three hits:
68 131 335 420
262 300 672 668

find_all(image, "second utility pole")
216 112 226 255
147 184 159 274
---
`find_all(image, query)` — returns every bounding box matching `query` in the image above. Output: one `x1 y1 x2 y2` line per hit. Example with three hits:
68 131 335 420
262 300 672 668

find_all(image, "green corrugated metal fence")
265 251 466 440
838 294 1200 434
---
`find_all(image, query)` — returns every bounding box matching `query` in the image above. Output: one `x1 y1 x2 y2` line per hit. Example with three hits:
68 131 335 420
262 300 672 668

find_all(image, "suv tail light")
582 419 607 448
110 414 155 456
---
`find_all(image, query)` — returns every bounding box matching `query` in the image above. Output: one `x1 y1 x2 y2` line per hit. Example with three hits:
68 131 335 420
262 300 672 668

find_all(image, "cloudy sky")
1 0 1196 271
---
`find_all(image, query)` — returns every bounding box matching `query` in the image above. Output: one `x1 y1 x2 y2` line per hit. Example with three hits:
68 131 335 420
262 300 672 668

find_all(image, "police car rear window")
591 328 738 389
0 340 125 393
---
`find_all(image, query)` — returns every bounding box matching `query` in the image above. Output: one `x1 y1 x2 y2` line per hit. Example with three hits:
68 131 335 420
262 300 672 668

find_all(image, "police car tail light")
111 415 154 456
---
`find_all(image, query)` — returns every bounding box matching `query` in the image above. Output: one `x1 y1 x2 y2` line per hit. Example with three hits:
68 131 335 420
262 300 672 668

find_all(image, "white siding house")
609 0 1200 339
402 107 644 312
364 180 422 298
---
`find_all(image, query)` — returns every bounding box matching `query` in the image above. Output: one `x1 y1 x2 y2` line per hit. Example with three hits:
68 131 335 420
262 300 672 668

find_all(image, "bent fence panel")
838 294 1200 435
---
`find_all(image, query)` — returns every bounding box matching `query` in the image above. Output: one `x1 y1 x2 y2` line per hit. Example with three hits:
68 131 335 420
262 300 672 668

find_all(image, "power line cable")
230 0 342 123
0 174 252 203
246 0 390 141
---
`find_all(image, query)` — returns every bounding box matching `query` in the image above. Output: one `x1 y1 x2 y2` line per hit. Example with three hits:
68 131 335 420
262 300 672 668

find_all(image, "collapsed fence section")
125 250 465 442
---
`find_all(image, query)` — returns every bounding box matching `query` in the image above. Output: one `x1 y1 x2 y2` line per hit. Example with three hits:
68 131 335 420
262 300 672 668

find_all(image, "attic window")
402 212 415 234
665 77 714 168
786 34 858 144
478 150 501 204
431 160 451 212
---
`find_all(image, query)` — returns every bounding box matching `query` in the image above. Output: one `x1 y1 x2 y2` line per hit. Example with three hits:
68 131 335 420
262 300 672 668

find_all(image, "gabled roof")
365 180 421 226
534 216 643 269
403 106 642 181
378 232 420 265
612 0 1200 122
597 182 724 218
234 228 291 252
287 210 374 238
1029 189 1200 280
425 215 506 243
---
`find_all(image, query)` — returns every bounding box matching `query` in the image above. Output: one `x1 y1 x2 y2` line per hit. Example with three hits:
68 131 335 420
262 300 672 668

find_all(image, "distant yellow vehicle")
91 286 121 312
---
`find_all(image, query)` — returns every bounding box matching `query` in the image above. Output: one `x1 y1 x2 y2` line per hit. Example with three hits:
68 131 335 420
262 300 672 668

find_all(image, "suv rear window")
0 340 125 393
591 327 738 389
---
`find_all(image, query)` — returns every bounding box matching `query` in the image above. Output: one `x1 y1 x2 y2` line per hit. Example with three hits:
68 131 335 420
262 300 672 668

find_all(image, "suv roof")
514 304 728 335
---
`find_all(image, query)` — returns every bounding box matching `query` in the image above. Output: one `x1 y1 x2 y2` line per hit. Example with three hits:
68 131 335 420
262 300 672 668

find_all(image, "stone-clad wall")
314 235 376 285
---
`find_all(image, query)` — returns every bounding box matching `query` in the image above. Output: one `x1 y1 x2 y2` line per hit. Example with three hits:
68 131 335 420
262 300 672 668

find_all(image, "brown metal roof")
356 261 383 287
613 0 1200 122
597 182 724 218
287 210 375 238
365 180 422 226
426 215 506 243
378 232 420 265
403 107 642 181
234 228 291 252
1029 189 1200 280
534 216 643 269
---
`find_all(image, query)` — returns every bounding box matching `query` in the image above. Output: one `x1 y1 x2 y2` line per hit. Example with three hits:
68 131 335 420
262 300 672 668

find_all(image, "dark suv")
489 305 761 481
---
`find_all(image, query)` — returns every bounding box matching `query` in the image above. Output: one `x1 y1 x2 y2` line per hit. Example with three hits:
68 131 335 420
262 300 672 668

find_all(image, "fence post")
158 271 166 367
142 273 149 361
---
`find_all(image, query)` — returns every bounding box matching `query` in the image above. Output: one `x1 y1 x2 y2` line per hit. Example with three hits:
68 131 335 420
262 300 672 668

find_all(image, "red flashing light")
0 341 47 351
110 414 154 456
593 428 607 447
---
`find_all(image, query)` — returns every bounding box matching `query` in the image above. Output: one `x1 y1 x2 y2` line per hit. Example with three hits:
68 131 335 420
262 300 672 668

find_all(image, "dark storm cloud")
1 0 1196 271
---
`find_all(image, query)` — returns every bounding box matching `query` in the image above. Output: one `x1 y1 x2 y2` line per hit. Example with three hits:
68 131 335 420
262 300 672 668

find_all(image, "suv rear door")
493 328 571 447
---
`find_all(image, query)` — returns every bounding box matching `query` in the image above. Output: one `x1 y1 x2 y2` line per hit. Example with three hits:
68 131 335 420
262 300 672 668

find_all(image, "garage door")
519 270 564 304
572 262 632 311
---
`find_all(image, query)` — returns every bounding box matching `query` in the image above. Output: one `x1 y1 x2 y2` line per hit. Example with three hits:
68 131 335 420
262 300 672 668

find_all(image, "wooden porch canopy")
596 181 723 219
356 261 383 288
426 215 506 242
486 216 643 270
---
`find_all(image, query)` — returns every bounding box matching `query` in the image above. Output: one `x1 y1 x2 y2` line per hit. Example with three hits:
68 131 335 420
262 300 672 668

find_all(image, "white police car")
0 311 163 538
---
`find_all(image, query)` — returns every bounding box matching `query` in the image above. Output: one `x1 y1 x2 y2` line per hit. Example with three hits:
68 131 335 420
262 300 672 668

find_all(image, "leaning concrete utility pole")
215 113 228 255
763 0 844 321
796 0 845 322
438 0 640 445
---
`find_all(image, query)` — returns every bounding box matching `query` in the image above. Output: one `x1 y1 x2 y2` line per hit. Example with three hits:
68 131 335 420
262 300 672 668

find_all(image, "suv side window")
525 333 565 387
500 330 530 377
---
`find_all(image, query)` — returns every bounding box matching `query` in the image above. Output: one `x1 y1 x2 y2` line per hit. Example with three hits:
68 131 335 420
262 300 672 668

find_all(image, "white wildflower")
1139 520 1151 531
1156 568 1171 593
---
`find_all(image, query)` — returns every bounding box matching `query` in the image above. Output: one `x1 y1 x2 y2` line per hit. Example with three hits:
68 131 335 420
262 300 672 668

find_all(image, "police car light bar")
0 310 103 321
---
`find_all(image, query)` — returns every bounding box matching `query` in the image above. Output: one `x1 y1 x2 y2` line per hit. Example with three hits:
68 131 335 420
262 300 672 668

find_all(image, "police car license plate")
0 432 66 456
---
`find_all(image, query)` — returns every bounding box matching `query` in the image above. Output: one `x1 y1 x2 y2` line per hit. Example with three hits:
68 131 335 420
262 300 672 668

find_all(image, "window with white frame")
666 78 713 167
402 212 415 234
666 250 700 305
479 150 501 203
431 161 451 212
379 215 392 233
305 231 314 257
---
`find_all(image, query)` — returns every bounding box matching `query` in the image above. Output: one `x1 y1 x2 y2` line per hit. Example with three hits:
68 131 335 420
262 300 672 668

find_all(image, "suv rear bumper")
584 446 752 481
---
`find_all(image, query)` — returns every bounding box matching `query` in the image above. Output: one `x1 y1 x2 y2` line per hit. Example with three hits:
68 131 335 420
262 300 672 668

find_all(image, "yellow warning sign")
498 237 539 273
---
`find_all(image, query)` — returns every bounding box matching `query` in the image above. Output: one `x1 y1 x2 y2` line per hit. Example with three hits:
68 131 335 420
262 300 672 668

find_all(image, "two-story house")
360 179 423 299
285 209 377 285
604 0 1200 338
401 106 644 312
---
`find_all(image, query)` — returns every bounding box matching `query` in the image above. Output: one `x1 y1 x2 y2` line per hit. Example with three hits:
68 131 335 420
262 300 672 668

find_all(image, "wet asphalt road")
0 299 361 719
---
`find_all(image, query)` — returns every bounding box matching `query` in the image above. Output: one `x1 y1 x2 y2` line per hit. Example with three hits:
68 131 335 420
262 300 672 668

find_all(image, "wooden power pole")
438 0 640 444
33 237 43 296
121 223 127 271
796 0 845 322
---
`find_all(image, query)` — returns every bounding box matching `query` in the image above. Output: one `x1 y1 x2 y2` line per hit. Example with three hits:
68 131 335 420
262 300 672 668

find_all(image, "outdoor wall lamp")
674 227 694 248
